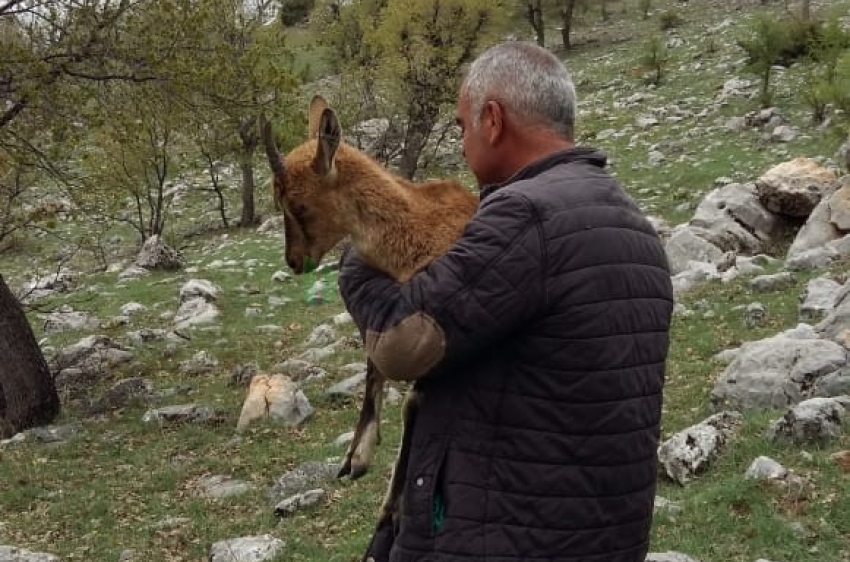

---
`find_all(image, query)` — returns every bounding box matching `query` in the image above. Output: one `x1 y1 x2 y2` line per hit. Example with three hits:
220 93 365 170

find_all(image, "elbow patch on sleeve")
364 312 446 381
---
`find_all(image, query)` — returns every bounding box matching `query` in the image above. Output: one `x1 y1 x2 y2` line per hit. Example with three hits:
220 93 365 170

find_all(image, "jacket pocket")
403 437 449 539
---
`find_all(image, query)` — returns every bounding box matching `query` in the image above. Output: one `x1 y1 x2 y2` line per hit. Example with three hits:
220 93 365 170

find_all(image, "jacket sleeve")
337 190 546 382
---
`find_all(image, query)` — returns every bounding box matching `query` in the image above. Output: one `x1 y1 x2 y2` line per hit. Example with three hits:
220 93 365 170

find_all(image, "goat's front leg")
377 387 421 534
339 358 384 480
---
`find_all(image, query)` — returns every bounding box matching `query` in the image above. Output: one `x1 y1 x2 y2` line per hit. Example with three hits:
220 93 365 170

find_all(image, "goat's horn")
260 114 286 180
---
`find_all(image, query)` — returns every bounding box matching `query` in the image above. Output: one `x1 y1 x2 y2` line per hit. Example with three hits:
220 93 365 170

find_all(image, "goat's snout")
286 255 303 274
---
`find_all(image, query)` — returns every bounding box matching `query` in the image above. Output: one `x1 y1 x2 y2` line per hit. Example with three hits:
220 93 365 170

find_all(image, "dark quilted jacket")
338 148 675 562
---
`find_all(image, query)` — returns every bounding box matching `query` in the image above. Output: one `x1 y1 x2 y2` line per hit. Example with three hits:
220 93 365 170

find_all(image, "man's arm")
338 190 546 381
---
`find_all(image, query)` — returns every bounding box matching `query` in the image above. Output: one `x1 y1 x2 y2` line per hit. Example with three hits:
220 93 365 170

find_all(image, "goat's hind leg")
377 388 421 534
339 358 384 480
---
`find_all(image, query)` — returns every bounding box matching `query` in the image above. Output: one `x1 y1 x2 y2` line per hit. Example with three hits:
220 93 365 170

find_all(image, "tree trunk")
801 0 811 21
561 0 577 50
238 117 259 227
397 127 428 180
398 99 439 180
239 154 256 226
0 274 60 438
760 66 772 107
525 0 545 47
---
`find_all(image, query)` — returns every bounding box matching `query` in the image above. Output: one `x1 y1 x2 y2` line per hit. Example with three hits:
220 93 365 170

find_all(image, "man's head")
456 41 577 186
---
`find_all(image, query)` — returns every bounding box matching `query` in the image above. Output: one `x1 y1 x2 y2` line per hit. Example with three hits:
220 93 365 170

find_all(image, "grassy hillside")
1 1 849 561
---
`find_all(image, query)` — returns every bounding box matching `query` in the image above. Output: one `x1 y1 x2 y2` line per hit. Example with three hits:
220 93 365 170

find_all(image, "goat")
261 95 477 531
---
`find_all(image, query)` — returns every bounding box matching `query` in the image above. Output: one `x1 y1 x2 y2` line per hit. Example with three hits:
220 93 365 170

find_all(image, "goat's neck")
337 155 419 280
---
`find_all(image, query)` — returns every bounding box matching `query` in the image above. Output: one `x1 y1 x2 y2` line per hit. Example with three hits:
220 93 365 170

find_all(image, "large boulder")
815 279 850 342
689 182 781 254
756 158 837 218
710 332 848 411
767 396 850 444
828 178 850 230
786 176 850 266
664 226 724 275
799 277 842 322
134 234 185 271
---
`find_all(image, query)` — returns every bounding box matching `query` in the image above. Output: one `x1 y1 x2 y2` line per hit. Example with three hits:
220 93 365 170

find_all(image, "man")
338 41 674 562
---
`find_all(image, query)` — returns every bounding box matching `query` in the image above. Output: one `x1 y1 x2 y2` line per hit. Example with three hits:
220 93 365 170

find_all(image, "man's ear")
482 100 505 146
314 108 341 176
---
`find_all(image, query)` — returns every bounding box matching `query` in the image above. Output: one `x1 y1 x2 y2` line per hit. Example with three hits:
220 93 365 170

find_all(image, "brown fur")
261 96 477 531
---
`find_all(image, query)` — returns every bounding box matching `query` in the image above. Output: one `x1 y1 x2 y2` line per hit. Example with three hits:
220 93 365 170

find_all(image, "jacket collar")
479 147 607 201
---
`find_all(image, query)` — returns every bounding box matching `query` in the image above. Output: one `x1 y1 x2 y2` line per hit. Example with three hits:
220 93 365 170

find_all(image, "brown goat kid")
261 95 477 528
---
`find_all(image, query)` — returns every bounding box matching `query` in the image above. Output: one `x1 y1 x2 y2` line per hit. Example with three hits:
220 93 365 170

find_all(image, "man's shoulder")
505 159 626 211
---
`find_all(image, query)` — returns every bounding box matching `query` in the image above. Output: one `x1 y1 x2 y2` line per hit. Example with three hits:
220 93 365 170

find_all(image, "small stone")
745 302 766 328
195 475 252 499
325 373 367 399
0 546 60 562
653 496 683 519
209 535 284 562
142 404 216 425
745 456 788 480
273 488 326 517
750 272 796 291
271 270 292 282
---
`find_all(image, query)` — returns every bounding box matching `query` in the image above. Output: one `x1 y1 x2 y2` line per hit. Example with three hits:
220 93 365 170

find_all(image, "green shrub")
640 35 669 86
658 9 683 31
808 18 850 81
802 77 831 124
777 18 822 64
828 60 850 123
797 18 850 123
738 15 788 107
280 0 316 26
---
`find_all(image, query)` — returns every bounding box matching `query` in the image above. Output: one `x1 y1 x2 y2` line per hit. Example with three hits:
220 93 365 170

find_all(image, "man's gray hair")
462 41 576 139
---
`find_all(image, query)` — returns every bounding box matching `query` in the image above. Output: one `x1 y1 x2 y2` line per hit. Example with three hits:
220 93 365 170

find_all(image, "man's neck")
493 130 575 185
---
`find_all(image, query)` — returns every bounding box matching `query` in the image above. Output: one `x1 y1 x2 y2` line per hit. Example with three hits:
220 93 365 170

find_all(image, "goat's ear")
308 95 329 139
314 108 341 177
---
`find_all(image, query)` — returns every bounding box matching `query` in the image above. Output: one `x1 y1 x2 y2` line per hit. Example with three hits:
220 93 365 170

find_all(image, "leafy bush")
777 18 822 64
797 18 850 123
658 9 682 31
802 76 831 124
740 15 848 69
280 0 316 26
808 18 850 80
828 57 850 123
738 15 788 106
640 35 668 86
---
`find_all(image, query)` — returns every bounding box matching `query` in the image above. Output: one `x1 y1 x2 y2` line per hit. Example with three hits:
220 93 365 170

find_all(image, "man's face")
456 93 493 186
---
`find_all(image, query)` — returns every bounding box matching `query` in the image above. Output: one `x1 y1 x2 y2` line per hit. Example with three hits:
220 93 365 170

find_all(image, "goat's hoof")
337 457 353 479
348 461 369 480
337 454 369 480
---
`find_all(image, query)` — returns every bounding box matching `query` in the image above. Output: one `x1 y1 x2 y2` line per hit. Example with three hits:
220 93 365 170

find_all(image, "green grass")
3 0 850 560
